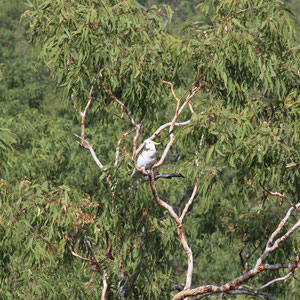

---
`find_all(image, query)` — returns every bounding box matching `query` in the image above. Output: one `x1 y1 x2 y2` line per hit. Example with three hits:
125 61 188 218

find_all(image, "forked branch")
62 230 110 299
140 81 203 290
149 171 194 290
153 82 205 287
173 202 300 300
259 183 298 209
74 86 104 169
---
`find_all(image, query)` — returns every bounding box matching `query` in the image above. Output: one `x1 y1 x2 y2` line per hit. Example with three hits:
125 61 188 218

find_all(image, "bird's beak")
153 141 160 145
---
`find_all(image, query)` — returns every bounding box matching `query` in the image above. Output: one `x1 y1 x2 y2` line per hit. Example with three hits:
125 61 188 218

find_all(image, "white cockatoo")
131 139 159 181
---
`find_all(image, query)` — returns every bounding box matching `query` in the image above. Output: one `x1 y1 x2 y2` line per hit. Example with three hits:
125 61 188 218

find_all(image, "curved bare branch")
173 202 300 299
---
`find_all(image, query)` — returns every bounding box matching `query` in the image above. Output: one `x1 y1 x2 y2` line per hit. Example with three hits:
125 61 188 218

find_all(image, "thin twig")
99 72 137 127
161 80 180 102
177 84 205 117
63 231 110 299
67 243 91 262
81 86 94 148
188 102 195 114
259 183 297 209
259 272 294 290
191 287 275 300
180 182 198 222
153 134 176 169
161 80 183 135
137 120 190 153
115 128 136 166
107 103 125 121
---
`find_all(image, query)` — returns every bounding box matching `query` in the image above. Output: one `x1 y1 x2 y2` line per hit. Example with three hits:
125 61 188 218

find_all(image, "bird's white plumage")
131 140 157 181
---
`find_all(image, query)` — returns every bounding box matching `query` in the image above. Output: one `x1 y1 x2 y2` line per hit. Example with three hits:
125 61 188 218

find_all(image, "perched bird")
131 139 159 181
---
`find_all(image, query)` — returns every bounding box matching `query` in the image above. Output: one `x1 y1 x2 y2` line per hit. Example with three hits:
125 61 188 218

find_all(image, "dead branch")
154 173 185 180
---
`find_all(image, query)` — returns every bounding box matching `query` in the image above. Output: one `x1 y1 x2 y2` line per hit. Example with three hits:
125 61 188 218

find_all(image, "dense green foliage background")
1 0 299 299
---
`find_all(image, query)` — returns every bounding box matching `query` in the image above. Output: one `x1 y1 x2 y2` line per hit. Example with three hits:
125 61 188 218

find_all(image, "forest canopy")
0 0 299 299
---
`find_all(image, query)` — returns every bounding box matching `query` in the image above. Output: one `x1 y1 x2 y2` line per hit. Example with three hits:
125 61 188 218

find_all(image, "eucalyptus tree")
1 0 299 299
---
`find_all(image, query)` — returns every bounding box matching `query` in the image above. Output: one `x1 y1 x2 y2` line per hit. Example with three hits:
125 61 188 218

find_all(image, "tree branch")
150 170 194 290
101 270 108 300
80 86 94 147
180 182 198 222
107 102 125 121
145 81 205 291
191 287 275 300
99 72 137 127
115 128 136 166
63 231 110 299
154 173 185 180
259 272 294 290
161 80 180 103
73 133 104 169
74 87 104 169
259 183 298 209
173 202 300 299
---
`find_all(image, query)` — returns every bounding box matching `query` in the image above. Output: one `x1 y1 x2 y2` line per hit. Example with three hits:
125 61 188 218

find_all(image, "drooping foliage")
27 0 186 121
1 0 299 299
